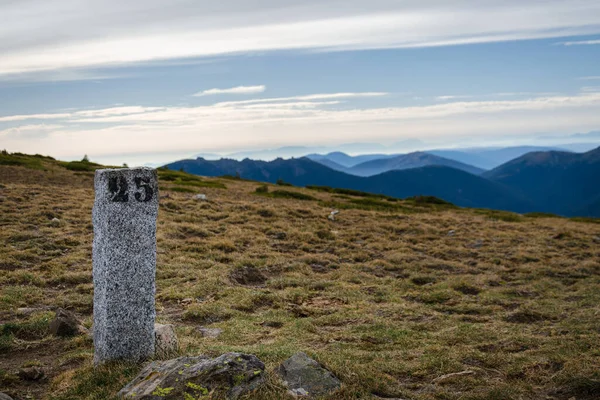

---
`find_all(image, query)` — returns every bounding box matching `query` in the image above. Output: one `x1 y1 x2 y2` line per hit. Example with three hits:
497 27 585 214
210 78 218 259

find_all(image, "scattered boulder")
117 352 265 399
229 266 267 286
447 230 455 236
155 323 179 358
198 326 222 338
193 194 207 201
18 366 45 381
277 352 341 397
49 308 87 337
328 210 339 221
467 239 484 249
0 393 14 400
49 218 61 227
179 297 195 305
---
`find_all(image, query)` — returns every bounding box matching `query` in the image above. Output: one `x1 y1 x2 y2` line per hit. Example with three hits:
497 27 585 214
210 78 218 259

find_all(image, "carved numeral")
108 176 129 202
108 176 154 203
134 177 154 202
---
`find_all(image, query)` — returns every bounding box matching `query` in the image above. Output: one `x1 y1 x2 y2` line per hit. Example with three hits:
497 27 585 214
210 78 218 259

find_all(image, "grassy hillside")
0 154 599 399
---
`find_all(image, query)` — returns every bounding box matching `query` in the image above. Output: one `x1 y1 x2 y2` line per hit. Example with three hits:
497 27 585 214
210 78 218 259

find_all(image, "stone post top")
95 166 156 174
94 167 158 205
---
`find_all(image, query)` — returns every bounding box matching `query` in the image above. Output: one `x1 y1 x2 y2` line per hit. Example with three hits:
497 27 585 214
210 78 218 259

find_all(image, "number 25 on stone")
108 176 154 202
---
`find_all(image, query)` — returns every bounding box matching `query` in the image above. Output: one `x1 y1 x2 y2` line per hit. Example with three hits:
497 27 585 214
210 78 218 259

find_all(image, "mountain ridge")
484 146 600 216
166 157 532 212
347 151 485 176
165 146 600 217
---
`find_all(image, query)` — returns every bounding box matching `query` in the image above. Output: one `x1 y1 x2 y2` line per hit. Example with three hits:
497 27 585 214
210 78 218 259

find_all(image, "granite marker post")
92 167 159 364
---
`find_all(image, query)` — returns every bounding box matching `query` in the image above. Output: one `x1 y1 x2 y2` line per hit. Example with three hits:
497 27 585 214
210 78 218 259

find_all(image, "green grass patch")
158 169 202 182
0 312 52 353
158 169 226 189
171 179 225 189
262 190 316 201
307 185 397 201
569 217 600 224
276 179 293 187
60 161 105 172
220 175 260 183
168 186 198 193
524 212 563 219
0 153 46 170
349 198 403 210
254 186 316 201
320 198 414 213
51 362 141 400
474 209 524 222
405 195 455 207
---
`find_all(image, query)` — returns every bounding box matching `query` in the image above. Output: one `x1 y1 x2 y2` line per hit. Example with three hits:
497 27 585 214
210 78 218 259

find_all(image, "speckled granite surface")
92 167 158 364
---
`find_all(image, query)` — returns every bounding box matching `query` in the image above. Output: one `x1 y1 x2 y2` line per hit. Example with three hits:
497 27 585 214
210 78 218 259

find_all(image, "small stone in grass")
18 366 45 381
49 308 87 337
198 327 222 338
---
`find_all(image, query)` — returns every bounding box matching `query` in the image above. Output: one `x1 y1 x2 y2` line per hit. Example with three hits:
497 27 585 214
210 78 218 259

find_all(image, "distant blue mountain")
165 145 600 217
428 146 568 170
347 152 485 176
223 143 390 161
483 146 600 216
308 146 572 173
306 152 396 168
164 157 532 212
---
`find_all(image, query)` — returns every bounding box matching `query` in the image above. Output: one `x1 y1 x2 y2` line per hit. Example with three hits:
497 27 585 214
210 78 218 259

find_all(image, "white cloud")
240 101 342 109
0 113 71 122
214 92 388 107
559 39 600 46
192 85 266 97
435 95 472 101
581 86 600 92
1 1 600 76
435 92 558 101
2 91 599 163
0 124 63 139
74 106 165 117
4 92 600 126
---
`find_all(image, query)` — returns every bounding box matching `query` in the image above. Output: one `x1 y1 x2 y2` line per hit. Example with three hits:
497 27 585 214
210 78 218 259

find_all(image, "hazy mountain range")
483 147 600 217
189 131 600 163
308 152 485 176
165 145 600 217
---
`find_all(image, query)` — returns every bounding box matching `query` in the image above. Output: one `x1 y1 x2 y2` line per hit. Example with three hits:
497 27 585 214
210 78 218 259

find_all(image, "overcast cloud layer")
2 89 600 164
1 0 599 164
2 0 600 76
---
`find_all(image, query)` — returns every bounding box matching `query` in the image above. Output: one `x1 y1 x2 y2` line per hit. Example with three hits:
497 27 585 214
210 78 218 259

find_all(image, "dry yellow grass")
1 155 599 399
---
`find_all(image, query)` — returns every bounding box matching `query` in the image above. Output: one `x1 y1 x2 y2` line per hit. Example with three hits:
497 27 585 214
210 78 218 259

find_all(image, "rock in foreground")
118 352 265 399
49 308 87 337
277 352 341 397
229 265 267 286
154 323 179 359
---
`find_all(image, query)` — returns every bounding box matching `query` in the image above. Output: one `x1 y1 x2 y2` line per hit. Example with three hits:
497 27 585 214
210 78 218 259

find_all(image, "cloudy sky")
1 0 600 165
